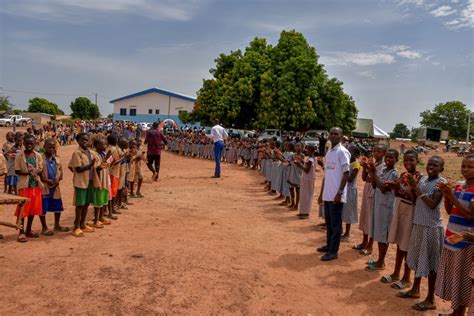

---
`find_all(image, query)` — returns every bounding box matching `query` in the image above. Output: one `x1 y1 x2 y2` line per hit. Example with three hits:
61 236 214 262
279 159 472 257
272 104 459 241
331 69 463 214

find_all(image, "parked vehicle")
0 115 32 127
257 129 282 142
301 130 327 147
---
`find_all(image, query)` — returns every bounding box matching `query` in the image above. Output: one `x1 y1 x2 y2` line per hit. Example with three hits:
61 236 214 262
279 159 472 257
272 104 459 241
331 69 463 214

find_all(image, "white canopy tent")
373 124 390 139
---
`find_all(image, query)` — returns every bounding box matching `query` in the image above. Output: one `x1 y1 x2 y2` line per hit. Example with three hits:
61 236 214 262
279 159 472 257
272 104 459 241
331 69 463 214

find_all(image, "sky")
0 0 473 131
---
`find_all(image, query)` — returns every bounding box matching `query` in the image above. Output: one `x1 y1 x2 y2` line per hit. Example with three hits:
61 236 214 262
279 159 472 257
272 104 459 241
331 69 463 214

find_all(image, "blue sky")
0 0 472 131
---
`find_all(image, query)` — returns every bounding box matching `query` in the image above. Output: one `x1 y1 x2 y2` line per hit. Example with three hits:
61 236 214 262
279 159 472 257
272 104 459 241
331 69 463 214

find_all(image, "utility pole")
467 110 472 144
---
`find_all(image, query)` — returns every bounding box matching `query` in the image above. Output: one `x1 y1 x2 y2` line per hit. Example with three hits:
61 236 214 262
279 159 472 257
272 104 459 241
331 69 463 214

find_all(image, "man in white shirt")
210 119 228 178
317 127 351 261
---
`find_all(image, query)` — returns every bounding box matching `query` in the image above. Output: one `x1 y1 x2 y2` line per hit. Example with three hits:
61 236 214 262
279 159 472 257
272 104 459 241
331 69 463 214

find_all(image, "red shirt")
145 129 168 156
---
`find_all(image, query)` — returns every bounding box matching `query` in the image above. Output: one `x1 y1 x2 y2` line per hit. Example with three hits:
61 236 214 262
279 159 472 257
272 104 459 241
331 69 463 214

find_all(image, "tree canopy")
28 97 64 115
419 101 472 140
390 123 410 139
184 30 357 132
0 96 14 112
70 97 100 120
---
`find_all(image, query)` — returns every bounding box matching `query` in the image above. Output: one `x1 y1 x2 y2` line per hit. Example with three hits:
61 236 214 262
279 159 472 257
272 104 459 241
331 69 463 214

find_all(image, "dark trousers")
324 201 344 255
147 154 161 173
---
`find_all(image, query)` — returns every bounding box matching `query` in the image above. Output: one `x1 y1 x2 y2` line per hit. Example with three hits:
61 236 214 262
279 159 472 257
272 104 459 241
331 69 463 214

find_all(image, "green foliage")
390 123 411 139
70 97 100 120
420 101 472 140
107 114 113 119
0 96 14 112
191 30 357 131
13 109 22 115
28 97 64 115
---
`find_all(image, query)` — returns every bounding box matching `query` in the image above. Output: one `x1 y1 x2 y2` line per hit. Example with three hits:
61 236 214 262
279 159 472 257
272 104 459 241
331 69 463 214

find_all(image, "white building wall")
113 93 194 116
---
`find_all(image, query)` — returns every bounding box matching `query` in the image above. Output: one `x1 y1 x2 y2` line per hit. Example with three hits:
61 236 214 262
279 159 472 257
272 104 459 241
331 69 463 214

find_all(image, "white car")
257 129 282 142
0 115 31 127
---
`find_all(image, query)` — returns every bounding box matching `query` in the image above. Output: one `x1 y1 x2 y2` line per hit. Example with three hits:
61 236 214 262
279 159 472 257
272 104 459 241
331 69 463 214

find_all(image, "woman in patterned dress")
341 147 361 241
435 154 474 316
398 156 446 312
366 148 399 270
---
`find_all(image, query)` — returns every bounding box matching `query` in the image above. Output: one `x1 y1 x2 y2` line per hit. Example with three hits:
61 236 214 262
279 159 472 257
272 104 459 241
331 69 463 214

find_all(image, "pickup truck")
0 115 32 127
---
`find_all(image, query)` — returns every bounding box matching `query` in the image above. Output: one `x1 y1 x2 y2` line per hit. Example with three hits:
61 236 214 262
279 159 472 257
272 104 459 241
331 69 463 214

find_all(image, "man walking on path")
210 119 228 178
317 127 351 261
145 122 168 181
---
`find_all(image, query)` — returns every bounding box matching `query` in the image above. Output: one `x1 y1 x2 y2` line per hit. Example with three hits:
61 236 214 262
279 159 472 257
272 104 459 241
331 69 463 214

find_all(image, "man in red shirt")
144 122 168 181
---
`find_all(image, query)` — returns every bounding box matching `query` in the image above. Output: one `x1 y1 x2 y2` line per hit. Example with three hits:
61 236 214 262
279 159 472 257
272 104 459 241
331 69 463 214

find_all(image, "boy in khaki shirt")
68 133 97 237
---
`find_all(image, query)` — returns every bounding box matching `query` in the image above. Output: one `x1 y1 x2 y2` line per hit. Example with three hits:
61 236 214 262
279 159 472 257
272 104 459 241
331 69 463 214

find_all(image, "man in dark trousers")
144 122 168 181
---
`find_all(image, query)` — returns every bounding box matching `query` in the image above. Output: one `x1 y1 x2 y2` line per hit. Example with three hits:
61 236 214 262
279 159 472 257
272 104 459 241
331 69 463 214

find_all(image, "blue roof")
110 88 196 103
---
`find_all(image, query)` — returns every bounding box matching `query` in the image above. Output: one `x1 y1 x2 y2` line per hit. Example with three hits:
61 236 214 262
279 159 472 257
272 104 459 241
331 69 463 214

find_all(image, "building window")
129 109 137 116
148 109 152 114
120 108 127 116
155 109 160 114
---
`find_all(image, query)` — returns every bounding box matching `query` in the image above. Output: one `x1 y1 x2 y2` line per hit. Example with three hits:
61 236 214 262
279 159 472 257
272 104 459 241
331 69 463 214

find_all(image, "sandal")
352 244 365 250
360 249 372 256
391 280 410 290
41 229 54 236
381 275 395 283
412 302 436 311
136 193 144 198
341 235 350 242
100 218 111 225
26 231 40 238
17 233 28 242
93 222 104 229
82 225 95 233
54 226 70 232
71 229 84 237
396 291 421 299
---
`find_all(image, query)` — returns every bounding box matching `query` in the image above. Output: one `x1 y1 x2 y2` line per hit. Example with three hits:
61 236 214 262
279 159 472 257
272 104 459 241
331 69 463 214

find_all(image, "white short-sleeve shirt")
210 125 228 143
322 142 351 203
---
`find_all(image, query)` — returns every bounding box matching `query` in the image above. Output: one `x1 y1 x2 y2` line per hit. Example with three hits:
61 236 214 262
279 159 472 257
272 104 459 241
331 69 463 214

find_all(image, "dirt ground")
0 128 457 315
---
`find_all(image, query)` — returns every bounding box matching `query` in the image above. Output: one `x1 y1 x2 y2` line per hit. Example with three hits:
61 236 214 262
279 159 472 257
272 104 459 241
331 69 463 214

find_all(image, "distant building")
110 87 196 126
22 112 53 126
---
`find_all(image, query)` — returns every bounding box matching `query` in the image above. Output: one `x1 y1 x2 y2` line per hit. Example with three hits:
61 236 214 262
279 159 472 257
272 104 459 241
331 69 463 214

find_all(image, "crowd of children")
0 127 148 241
165 130 473 316
1 123 472 315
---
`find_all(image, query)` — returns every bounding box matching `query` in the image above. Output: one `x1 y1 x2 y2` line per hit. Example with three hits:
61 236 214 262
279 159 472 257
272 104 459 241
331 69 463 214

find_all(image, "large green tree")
28 97 64 115
390 123 411 139
187 30 357 132
420 101 472 140
70 97 100 119
0 96 13 112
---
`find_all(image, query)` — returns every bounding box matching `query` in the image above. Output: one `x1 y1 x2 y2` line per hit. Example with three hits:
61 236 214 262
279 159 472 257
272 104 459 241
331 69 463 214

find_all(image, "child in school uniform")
341 147 361 241
6 133 23 195
39 138 69 236
287 142 304 210
381 149 420 289
15 134 44 242
366 148 399 271
280 142 294 206
295 145 316 220
0 152 6 238
355 144 386 255
3 132 15 193
398 156 446 312
92 137 112 228
435 154 474 316
68 132 98 237
106 134 122 217
117 137 130 209
130 139 145 198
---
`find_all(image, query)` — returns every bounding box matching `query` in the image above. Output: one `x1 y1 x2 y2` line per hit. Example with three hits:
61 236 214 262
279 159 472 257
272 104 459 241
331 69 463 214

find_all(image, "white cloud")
322 45 424 67
430 5 457 17
322 52 395 66
397 50 422 59
0 0 203 22
397 0 425 6
357 71 375 78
